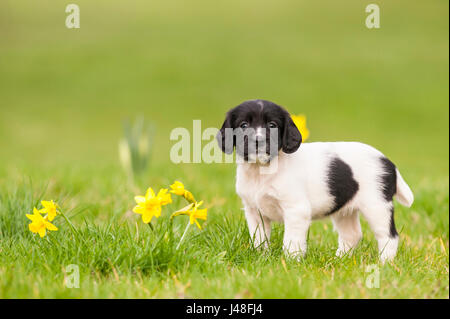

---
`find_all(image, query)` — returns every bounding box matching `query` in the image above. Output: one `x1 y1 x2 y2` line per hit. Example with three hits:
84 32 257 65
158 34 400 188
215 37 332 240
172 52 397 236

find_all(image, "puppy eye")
268 121 278 129
240 122 249 129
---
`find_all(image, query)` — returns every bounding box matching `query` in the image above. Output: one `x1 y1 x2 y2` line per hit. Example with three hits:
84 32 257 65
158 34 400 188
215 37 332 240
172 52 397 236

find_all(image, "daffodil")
26 207 58 238
40 200 60 221
155 188 172 205
133 187 172 223
172 200 207 229
291 114 309 141
170 181 196 203
170 181 185 196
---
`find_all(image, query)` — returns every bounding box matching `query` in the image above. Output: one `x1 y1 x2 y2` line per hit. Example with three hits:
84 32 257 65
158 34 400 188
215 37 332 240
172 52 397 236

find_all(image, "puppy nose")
254 128 265 141
255 134 265 142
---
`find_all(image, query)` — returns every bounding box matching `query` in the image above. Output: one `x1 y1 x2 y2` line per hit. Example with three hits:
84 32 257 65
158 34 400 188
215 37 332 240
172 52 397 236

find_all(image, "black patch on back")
379 157 397 202
389 206 398 238
326 157 359 215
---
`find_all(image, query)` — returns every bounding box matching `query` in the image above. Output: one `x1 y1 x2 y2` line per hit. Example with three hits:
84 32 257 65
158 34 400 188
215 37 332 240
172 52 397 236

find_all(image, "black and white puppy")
217 99 414 262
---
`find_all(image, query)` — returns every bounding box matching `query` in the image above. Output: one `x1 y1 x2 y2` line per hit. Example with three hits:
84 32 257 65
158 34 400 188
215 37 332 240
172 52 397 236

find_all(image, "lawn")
0 0 448 298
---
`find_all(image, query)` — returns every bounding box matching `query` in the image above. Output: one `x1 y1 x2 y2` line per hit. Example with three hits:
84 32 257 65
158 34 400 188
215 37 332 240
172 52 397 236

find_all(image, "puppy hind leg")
331 210 362 257
360 202 398 263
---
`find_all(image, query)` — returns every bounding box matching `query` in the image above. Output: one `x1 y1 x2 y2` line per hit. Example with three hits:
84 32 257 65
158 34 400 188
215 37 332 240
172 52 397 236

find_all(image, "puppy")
216 99 414 262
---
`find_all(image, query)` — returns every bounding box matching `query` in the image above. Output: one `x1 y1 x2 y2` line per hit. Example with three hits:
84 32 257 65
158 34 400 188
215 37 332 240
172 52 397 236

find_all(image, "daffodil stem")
147 222 154 231
176 222 191 250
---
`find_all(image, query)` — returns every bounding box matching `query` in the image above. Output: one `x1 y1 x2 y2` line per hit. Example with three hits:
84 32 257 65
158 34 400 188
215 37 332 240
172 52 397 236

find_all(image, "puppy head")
216 99 302 163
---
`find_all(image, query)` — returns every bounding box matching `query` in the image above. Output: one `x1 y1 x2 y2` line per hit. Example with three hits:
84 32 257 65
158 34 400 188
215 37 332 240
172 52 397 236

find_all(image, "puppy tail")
395 169 414 207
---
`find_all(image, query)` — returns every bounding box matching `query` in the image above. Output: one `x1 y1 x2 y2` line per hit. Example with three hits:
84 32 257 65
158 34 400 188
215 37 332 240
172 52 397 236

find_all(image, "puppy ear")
282 113 302 154
216 113 235 154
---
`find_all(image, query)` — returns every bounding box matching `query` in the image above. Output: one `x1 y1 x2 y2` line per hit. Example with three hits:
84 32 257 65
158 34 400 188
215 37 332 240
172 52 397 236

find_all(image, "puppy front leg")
282 205 311 259
244 206 271 249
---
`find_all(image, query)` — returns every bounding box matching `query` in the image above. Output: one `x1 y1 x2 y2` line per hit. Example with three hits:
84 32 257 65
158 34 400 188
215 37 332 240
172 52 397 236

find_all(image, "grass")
0 0 448 298
0 176 448 298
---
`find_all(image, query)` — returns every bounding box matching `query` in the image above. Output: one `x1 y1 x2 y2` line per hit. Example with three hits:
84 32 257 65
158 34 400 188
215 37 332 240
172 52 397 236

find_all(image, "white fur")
395 169 414 207
235 141 413 263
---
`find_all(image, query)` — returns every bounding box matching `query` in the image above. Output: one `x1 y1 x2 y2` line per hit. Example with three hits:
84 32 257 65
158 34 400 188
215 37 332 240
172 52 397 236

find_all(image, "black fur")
216 99 302 159
217 112 234 154
326 157 359 215
379 157 398 238
379 157 397 201
389 206 398 238
282 114 302 154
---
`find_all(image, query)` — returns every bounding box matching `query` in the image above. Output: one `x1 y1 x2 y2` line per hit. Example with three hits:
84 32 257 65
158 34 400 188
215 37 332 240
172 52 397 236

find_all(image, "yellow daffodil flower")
183 191 196 204
40 200 60 221
291 114 310 141
155 188 172 205
133 187 172 223
172 200 207 229
170 181 196 203
170 181 185 196
26 207 58 238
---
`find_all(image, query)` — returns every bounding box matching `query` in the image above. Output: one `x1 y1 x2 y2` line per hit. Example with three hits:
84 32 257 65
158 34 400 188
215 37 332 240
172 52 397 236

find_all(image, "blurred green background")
0 0 448 180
